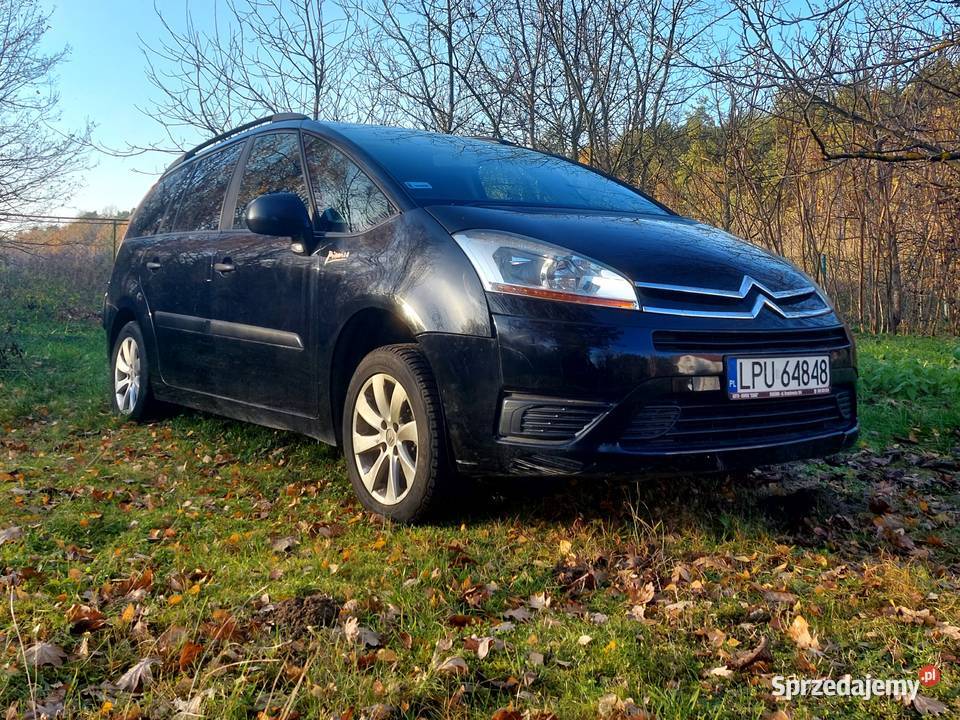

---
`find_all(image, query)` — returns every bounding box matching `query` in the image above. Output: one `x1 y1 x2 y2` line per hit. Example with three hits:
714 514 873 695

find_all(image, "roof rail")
469 135 518 147
167 112 309 171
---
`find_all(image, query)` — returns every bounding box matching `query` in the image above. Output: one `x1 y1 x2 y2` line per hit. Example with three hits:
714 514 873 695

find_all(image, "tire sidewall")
110 322 150 420
343 348 441 522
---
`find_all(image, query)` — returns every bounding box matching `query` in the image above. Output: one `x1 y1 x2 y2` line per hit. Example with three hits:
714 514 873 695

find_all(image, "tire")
342 344 449 522
109 321 156 422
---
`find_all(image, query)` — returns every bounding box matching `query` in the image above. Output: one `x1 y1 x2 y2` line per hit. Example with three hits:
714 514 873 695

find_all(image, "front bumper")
418 307 859 478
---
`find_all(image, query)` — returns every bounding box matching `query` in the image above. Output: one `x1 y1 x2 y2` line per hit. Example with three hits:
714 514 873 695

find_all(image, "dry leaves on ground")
23 641 67 668
787 615 821 651
115 656 159 693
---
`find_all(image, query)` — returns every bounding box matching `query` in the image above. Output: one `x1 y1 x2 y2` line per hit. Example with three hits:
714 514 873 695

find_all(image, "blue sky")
42 1 214 216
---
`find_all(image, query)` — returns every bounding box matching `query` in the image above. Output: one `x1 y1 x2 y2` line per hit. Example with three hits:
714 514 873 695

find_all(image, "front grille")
621 389 854 450
653 327 849 355
519 404 603 440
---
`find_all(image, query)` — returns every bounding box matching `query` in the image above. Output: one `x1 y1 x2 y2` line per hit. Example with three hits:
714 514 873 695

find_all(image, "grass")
1 266 958 719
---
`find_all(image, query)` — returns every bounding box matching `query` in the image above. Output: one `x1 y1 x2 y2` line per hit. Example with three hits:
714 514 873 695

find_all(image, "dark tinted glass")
233 132 308 229
156 167 195 234
303 134 394 233
172 142 243 232
127 165 191 238
333 126 667 215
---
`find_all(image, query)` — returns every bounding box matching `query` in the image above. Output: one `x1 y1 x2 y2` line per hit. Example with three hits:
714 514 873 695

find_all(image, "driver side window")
303 134 395 233
232 132 309 229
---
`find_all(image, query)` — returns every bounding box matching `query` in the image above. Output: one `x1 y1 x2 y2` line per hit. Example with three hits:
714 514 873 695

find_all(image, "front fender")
318 208 491 337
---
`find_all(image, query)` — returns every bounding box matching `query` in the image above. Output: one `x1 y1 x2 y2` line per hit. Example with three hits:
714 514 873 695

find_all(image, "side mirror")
244 192 315 254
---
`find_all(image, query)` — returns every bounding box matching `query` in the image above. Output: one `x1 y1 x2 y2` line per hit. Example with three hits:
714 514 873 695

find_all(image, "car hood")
426 204 811 292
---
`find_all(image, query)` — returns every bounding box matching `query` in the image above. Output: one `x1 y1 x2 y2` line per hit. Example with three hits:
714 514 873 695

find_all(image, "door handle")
145 259 161 271
213 260 236 273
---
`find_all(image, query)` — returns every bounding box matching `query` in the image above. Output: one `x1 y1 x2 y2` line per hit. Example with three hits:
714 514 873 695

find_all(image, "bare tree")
141 0 360 144
350 0 498 133
0 0 90 249
722 0 960 163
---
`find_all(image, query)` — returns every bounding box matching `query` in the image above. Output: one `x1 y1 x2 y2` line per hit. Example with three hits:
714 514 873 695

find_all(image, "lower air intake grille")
653 327 850 355
519 404 603 440
621 389 854 450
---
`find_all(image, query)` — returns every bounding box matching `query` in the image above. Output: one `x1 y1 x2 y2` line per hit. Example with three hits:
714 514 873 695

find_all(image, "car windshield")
334 125 669 215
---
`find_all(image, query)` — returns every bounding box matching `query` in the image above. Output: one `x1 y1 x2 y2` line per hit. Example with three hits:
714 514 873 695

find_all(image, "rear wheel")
110 321 156 421
342 344 449 522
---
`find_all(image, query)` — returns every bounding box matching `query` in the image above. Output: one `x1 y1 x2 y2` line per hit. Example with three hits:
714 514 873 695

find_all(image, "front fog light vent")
499 395 610 441
622 406 682 441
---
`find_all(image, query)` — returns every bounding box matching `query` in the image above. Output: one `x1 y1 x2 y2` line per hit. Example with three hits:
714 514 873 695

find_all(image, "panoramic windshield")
334 125 669 215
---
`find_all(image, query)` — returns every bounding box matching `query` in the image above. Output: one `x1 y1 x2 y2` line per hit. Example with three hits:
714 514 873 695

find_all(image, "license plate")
726 355 830 400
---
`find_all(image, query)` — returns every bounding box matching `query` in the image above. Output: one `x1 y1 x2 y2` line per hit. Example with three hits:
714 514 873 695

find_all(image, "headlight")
452 230 638 310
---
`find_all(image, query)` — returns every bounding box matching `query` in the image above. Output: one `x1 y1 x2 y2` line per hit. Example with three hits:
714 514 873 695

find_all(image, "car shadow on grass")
461 449 960 569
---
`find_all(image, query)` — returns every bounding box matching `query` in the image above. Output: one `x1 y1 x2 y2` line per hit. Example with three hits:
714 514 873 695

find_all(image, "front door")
207 131 319 417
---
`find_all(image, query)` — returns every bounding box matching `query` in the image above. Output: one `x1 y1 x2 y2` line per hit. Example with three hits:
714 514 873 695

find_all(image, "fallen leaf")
912 694 949 716
528 593 551 611
359 704 395 720
728 636 770 670
597 693 652 719
707 665 733 678
23 642 66 668
578 634 593 645
464 635 501 659
115 568 154 598
270 535 299 553
0 526 23 545
172 689 212 720
787 615 821 651
22 686 66 720
344 617 382 648
436 656 469 676
178 642 203 672
503 606 533 623
66 604 107 633
763 590 798 605
631 582 655 605
491 709 523 720
115 657 159 693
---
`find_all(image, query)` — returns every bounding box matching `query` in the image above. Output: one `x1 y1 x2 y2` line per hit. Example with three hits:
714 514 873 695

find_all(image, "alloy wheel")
114 336 141 415
351 372 419 505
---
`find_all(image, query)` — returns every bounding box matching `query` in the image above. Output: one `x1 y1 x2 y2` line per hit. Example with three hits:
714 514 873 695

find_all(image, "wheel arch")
107 305 138 354
327 306 420 445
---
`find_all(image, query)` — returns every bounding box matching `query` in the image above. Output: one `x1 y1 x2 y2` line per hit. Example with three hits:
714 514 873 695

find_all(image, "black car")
103 113 858 521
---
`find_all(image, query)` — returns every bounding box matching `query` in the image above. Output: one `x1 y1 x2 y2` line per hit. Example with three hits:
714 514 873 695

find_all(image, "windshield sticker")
404 181 433 190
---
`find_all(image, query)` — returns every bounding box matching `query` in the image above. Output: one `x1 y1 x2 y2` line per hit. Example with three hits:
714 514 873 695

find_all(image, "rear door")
150 141 246 392
135 163 216 390
207 131 320 416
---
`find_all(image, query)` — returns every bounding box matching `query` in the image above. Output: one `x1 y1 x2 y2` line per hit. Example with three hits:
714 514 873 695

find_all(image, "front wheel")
109 321 156 421
342 344 449 523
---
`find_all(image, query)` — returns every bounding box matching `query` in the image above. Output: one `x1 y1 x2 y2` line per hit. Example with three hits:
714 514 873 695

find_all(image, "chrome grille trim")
634 275 815 300
641 294 831 320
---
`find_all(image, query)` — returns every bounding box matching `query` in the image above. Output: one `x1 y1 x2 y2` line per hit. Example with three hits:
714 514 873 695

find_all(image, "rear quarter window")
127 165 192 238
171 142 244 232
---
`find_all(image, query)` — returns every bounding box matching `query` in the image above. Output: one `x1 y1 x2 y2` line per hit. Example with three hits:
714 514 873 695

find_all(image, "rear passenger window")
232 132 308 229
156 167 194 235
303 134 395 233
172 143 243 232
127 165 190 238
